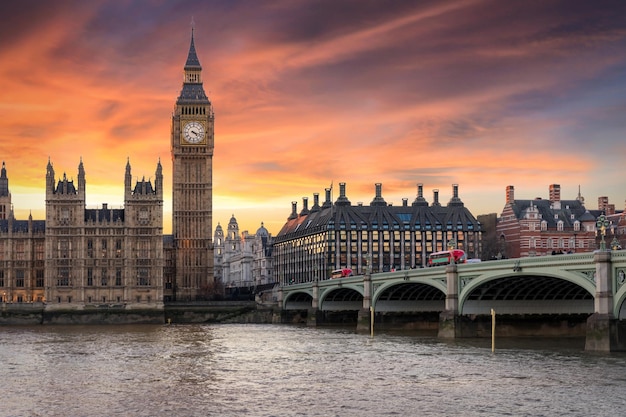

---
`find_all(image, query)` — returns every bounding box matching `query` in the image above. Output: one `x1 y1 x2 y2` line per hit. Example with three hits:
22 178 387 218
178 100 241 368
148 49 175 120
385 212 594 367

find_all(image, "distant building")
273 182 482 285
496 184 597 258
214 216 275 292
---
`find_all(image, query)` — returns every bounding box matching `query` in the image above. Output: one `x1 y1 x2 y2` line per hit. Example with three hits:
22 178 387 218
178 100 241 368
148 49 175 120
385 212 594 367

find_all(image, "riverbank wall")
0 301 277 325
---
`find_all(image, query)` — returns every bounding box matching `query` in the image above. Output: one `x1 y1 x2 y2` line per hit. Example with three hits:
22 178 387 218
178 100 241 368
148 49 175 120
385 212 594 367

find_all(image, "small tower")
0 162 11 220
213 223 225 284
226 215 240 254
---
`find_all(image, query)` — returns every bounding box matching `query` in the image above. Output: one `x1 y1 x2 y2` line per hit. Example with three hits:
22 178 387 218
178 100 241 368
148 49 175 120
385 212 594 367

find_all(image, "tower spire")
178 25 208 103
185 26 201 71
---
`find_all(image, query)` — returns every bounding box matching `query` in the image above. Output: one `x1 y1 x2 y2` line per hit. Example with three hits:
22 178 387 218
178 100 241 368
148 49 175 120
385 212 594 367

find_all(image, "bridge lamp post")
596 215 609 251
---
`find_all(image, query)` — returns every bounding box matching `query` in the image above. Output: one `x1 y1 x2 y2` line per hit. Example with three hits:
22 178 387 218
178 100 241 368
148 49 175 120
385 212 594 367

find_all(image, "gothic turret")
155 159 163 199
78 158 86 195
0 161 10 220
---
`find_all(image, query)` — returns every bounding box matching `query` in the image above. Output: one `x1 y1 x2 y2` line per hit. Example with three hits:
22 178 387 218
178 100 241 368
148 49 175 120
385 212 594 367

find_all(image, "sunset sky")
1 0 626 235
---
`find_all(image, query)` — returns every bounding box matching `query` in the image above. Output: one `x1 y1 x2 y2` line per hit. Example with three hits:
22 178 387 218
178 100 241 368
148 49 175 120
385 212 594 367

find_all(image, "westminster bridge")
277 250 626 351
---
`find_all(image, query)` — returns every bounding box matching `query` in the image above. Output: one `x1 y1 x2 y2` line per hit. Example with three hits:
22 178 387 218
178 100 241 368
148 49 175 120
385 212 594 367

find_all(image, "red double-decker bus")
427 249 466 267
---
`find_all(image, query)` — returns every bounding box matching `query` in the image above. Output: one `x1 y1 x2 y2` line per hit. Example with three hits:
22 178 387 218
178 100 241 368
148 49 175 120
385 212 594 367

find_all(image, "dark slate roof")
510 199 590 228
133 179 154 195
55 179 77 194
177 83 209 102
84 208 124 223
0 219 45 233
276 200 481 241
184 30 201 69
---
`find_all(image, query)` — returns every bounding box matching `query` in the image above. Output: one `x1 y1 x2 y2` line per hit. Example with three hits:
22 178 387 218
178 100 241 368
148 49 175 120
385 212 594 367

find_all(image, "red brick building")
496 184 597 258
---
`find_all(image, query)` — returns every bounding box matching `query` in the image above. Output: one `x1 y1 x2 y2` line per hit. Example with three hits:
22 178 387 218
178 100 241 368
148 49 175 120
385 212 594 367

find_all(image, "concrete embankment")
0 302 279 325
164 302 277 324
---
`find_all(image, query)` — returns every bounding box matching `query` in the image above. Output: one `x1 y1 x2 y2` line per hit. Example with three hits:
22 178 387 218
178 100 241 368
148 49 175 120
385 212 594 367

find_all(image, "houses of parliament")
0 30 215 309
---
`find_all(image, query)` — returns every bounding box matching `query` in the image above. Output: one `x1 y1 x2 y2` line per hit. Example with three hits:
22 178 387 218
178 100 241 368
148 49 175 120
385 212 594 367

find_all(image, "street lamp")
596 214 610 250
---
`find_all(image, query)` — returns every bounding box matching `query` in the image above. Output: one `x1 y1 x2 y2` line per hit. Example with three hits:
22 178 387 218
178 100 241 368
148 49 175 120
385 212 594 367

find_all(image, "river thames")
1 324 625 417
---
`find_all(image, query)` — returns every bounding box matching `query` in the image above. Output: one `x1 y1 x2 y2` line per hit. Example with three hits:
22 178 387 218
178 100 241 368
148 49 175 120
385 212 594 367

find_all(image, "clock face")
183 121 205 144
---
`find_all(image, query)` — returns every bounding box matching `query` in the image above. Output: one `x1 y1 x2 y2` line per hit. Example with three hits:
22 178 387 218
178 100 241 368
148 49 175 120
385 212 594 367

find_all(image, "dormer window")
574 221 580 232
541 220 547 231
557 220 564 231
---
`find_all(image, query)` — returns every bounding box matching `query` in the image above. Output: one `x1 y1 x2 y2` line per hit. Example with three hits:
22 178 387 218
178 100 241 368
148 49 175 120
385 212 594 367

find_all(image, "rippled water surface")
1 324 625 417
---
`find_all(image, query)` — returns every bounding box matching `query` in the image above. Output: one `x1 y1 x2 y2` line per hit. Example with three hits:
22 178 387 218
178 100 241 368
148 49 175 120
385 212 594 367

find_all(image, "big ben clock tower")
171 28 215 300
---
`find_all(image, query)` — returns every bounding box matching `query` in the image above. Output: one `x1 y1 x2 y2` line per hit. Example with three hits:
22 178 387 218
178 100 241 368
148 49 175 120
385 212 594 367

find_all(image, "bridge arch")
614 277 626 319
283 290 313 310
319 285 363 311
459 271 595 315
373 280 446 312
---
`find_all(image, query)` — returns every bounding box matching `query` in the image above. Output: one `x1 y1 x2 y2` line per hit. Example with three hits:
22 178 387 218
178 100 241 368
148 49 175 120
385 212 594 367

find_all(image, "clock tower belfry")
171 28 215 301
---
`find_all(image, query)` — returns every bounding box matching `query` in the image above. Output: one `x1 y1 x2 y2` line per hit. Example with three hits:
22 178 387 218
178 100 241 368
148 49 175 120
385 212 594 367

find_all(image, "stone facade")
214 216 275 290
0 159 164 309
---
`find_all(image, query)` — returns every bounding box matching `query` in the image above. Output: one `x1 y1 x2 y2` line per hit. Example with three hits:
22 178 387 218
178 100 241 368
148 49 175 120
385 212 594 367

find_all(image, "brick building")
496 184 597 258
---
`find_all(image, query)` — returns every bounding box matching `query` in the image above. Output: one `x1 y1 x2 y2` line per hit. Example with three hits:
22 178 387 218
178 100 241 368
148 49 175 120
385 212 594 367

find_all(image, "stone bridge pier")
584 251 626 352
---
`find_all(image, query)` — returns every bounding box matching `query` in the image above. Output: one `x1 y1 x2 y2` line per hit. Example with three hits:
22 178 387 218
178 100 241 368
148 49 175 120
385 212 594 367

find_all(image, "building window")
87 268 93 286
0 269 5 287
137 268 150 286
541 221 547 231
36 242 44 260
60 208 70 224
16 241 25 260
557 221 564 231
116 268 122 286
115 239 122 258
101 269 108 286
16 270 24 287
574 221 580 232
57 268 70 286
36 270 44 287
59 240 70 258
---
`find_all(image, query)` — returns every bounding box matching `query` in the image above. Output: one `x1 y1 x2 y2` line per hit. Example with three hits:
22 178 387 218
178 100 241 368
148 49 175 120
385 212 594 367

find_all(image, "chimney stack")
432 189 440 206
288 201 298 220
549 184 561 202
300 197 309 215
506 185 515 204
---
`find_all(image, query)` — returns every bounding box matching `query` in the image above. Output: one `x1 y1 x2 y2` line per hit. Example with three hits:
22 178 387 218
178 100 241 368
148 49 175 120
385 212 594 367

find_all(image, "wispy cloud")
1 0 625 233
